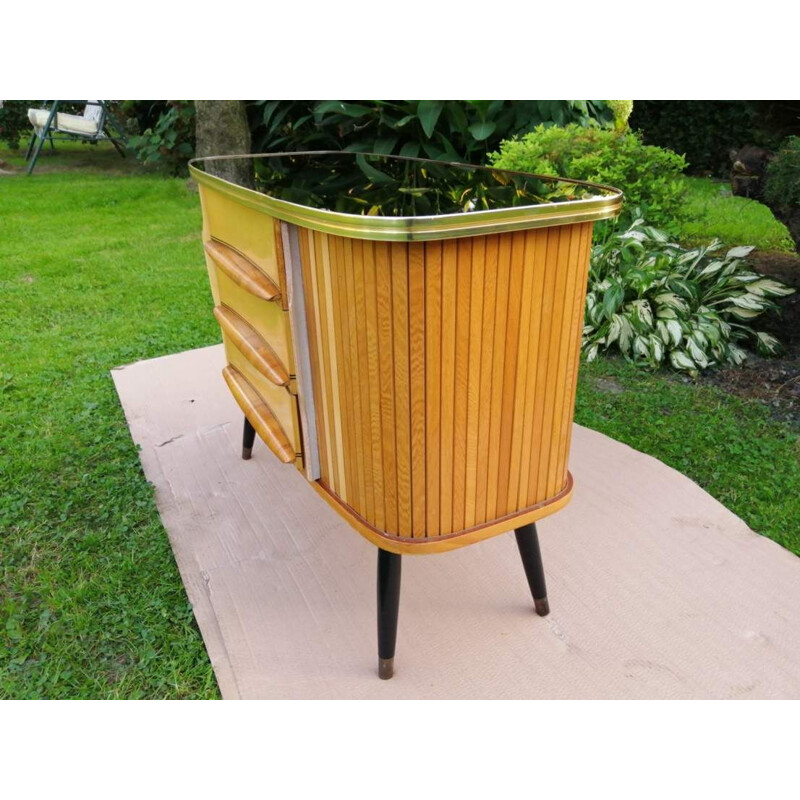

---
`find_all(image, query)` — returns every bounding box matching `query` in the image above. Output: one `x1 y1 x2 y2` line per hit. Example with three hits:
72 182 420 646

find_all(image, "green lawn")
1 138 143 175
576 359 800 556
680 175 795 252
1 152 798 698
1 163 221 698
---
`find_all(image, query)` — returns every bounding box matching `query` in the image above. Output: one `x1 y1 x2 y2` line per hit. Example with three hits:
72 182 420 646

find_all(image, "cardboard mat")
112 345 800 699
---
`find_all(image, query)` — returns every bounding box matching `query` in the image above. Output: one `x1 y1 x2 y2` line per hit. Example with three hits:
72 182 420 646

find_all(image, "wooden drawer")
211 253 295 381
225 343 301 459
222 366 295 465
214 305 289 388
200 187 285 289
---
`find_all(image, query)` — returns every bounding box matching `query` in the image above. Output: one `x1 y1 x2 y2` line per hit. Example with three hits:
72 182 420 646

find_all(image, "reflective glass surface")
196 152 615 218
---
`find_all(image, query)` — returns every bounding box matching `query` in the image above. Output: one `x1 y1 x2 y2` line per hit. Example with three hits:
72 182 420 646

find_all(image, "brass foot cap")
534 597 550 617
242 447 253 460
378 657 394 680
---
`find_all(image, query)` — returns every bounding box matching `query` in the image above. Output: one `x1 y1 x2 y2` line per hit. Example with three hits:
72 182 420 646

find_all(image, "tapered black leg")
514 523 550 616
242 416 256 460
377 548 402 679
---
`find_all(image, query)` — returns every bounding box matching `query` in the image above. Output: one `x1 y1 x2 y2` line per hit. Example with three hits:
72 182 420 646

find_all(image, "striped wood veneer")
296 222 594 544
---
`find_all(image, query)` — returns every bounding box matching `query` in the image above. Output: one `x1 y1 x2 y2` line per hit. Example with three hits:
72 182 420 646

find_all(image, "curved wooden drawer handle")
214 305 290 387
222 366 294 464
205 240 280 302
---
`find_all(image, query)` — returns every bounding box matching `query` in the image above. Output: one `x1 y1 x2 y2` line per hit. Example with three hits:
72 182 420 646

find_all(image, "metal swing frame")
25 100 129 176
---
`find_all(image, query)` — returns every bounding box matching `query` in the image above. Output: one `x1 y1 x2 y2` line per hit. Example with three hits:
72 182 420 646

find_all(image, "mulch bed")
702 251 800 428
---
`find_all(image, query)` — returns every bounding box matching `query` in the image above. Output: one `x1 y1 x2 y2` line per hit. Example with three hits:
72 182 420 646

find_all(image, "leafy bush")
127 101 195 175
763 135 800 253
489 124 688 232
765 135 800 209
0 101 34 149
607 100 633 132
248 100 613 163
118 101 172 137
583 216 795 375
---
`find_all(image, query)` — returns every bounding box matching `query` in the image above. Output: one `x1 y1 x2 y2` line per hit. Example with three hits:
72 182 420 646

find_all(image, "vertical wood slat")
474 236 499 526
352 238 375 523
506 231 536 513
391 243 412 537
363 240 385 531
332 233 357 510
535 225 572 503
300 223 591 540
376 242 398 535
555 222 594 492
341 236 366 516
309 232 333 490
317 233 347 502
425 242 442 535
439 241 458 536
517 229 549 510
464 237 486 529
495 232 525 517
485 235 512 522
527 226 560 505
451 238 472 533
299 229 332 490
545 224 583 500
408 242 426 537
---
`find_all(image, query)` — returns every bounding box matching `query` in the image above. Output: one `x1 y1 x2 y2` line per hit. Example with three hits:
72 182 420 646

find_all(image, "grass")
576 359 800 556
1 138 143 175
680 175 795 252
1 154 221 698
1 146 798 698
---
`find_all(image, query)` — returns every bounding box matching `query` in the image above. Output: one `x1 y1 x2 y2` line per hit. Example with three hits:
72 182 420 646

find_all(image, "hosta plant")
583 217 795 375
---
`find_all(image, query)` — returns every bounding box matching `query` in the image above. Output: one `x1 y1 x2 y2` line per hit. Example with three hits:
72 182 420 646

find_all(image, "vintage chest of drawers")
191 152 622 678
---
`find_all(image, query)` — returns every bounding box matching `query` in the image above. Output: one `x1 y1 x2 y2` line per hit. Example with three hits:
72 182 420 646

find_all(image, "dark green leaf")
314 101 374 118
418 100 444 138
468 121 496 141
355 153 395 185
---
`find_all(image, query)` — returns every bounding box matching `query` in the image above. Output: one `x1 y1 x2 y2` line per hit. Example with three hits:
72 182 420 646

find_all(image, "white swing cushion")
28 108 102 136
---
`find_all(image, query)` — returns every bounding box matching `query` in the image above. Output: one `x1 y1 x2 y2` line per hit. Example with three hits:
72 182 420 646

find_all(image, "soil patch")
701 250 800 428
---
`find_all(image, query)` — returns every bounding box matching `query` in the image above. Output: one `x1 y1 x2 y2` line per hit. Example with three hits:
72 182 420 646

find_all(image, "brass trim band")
189 151 623 243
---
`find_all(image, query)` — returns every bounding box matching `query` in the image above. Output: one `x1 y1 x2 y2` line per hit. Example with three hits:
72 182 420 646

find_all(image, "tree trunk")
194 101 253 189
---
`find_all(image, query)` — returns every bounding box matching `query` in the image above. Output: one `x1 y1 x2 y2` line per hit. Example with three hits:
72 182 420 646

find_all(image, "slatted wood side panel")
299 223 593 539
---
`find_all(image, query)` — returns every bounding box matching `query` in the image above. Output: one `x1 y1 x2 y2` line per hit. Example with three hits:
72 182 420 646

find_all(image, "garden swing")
25 100 128 176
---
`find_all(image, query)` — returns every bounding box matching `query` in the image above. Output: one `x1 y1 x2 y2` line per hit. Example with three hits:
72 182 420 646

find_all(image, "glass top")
190 151 622 241
192 151 618 218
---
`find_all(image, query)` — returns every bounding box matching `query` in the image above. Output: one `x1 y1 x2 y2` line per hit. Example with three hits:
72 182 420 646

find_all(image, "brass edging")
189 151 623 242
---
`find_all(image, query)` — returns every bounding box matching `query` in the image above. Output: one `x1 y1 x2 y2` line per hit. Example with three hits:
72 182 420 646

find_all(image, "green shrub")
583 215 794 375
127 101 195 176
489 124 688 233
765 135 800 209
0 101 34 149
248 100 614 163
607 100 633 132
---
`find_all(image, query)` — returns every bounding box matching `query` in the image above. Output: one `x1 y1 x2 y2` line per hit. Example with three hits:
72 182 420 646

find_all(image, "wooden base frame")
309 473 573 555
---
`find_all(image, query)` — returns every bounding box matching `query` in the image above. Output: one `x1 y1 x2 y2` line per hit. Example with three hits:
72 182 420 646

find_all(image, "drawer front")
214 266 295 380
222 366 295 464
200 186 284 288
225 343 301 459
